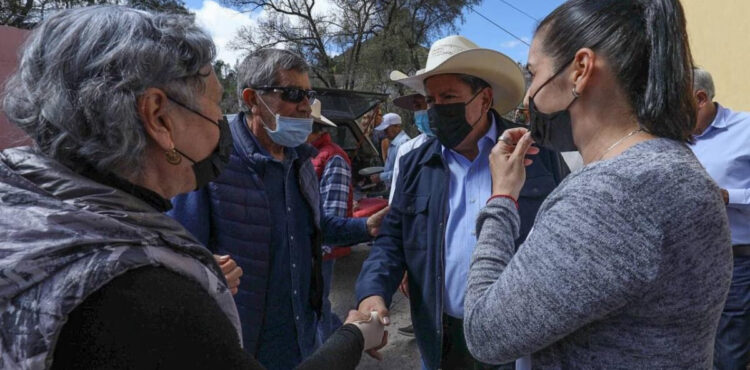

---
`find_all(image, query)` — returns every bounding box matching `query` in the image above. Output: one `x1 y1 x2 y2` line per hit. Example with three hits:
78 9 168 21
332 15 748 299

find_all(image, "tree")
214 60 240 113
1 0 189 29
228 0 479 92
229 0 380 89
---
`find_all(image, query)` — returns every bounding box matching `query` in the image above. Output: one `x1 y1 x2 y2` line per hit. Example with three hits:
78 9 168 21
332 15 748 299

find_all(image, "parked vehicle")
313 87 386 184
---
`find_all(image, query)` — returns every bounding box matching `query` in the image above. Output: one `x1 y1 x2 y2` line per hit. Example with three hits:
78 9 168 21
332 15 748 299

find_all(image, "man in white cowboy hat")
370 112 410 187
305 100 350 343
355 35 567 369
388 92 432 204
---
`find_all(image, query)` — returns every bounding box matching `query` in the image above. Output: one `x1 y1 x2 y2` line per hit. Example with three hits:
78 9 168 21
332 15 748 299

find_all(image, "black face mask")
427 89 485 149
528 58 578 152
168 97 233 190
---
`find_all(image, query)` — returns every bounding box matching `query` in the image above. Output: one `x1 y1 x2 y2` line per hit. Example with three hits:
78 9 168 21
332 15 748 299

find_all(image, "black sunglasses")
253 86 317 103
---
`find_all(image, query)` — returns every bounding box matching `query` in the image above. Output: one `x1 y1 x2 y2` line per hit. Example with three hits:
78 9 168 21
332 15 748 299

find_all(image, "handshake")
345 309 389 359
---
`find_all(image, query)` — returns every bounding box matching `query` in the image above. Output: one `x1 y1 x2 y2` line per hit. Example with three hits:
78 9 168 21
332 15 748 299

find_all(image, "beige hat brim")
314 115 337 127
390 49 524 115
389 71 426 94
392 93 425 111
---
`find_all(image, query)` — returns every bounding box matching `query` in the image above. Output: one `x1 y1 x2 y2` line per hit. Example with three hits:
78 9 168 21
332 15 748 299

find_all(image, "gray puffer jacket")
0 147 241 370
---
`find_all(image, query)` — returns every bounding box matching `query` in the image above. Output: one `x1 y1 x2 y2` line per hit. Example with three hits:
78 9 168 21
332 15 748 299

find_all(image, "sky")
184 0 566 67
455 0 564 63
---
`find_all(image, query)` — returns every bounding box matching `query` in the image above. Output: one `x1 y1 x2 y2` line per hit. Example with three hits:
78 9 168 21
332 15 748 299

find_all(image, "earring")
572 88 580 98
165 146 182 165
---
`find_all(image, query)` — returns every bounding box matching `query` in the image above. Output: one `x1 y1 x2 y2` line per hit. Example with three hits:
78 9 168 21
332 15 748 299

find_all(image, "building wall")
0 25 32 150
682 0 750 111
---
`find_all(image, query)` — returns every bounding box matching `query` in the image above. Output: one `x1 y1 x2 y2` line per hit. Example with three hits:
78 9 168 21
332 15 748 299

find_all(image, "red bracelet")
486 194 519 209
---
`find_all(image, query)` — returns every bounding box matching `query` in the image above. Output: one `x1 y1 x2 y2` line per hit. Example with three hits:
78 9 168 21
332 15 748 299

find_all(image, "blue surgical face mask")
258 95 313 147
414 109 434 137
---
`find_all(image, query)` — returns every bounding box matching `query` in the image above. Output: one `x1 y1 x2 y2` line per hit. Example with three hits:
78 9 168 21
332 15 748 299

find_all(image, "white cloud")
500 40 521 48
191 0 341 65
500 36 531 49
192 0 260 66
310 0 336 17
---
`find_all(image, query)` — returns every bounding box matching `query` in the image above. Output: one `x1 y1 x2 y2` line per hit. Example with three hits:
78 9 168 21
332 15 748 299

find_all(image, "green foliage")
1 0 189 29
214 60 241 114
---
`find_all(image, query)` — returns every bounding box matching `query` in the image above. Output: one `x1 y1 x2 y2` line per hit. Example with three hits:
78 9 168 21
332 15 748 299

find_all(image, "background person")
463 1 732 368
307 100 351 343
361 104 385 159
370 113 410 188
387 93 433 204
689 67 750 370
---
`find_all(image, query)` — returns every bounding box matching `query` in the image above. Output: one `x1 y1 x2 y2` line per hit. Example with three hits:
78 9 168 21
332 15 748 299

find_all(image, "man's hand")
399 272 409 298
358 296 390 360
721 188 729 205
344 310 388 354
366 206 390 237
215 255 242 295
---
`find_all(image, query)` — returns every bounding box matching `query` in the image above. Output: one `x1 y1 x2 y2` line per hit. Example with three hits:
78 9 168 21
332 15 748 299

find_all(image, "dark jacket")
355 112 567 369
52 266 367 370
0 147 240 369
169 112 371 359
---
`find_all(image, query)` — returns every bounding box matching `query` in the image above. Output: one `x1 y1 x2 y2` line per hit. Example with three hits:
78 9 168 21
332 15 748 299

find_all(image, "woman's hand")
214 255 242 295
490 128 539 200
345 310 388 358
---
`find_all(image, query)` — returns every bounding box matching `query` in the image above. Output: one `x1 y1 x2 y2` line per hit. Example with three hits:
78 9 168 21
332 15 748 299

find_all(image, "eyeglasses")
253 86 317 103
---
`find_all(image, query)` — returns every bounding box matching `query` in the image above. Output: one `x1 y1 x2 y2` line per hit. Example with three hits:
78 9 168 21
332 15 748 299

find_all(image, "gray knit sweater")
464 138 732 369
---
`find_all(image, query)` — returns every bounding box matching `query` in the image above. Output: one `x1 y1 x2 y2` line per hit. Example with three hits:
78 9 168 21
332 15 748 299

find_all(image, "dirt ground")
329 243 422 369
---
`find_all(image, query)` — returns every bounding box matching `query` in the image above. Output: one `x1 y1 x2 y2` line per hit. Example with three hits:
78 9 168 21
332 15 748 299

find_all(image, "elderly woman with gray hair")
0 6 381 370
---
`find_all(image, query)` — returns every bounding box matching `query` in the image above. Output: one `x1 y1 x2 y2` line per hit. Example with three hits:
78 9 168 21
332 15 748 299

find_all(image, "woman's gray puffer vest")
0 147 241 369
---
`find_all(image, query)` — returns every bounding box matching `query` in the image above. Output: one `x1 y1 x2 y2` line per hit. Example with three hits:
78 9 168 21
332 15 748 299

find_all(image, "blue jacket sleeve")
168 187 213 251
321 212 370 247
354 172 407 307
319 177 370 246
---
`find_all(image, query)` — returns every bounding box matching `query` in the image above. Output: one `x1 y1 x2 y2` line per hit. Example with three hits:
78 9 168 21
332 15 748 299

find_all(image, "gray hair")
2 6 216 178
236 49 309 113
693 67 715 100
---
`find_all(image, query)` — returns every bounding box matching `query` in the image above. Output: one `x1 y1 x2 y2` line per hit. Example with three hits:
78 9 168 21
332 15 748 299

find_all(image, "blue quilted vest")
170 112 324 356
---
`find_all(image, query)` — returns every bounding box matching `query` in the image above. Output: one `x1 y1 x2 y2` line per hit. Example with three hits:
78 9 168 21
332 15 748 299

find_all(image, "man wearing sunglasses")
169 49 387 370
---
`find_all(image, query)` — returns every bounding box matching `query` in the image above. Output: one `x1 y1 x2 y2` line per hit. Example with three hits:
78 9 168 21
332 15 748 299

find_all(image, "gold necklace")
598 127 643 161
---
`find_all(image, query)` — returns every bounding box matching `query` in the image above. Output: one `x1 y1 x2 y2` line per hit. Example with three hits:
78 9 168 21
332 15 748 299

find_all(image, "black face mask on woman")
168 97 233 190
528 59 578 152
427 89 485 149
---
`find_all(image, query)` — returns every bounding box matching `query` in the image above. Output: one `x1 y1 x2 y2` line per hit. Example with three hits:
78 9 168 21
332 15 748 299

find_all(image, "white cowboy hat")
311 99 336 127
389 69 426 94
390 35 525 115
375 113 402 131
